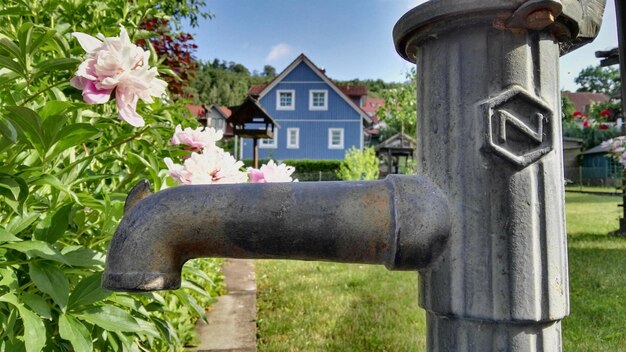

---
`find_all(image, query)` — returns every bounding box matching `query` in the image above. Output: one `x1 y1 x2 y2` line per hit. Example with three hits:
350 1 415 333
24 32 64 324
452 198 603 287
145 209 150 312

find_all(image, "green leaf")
0 176 20 199
47 123 100 158
3 106 45 154
21 293 52 319
61 246 105 267
3 240 68 264
28 29 56 57
0 117 17 143
32 58 80 81
34 203 72 243
0 55 24 76
59 314 93 352
0 268 18 290
68 272 111 309
173 290 207 323
76 305 141 332
0 293 46 352
0 227 21 242
40 101 74 119
5 212 38 234
28 261 69 310
31 174 78 203
17 23 33 66
0 37 25 68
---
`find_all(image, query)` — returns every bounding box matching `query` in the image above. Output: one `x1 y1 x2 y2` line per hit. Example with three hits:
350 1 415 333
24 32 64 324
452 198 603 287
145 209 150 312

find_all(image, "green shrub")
0 1 223 351
242 159 342 181
337 147 380 181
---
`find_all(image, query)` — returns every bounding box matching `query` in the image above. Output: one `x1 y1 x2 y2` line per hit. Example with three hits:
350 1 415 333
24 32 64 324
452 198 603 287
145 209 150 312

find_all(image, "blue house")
240 54 371 161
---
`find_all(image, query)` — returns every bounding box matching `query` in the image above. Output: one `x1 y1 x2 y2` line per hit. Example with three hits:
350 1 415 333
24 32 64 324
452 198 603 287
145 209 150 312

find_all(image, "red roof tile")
563 91 610 113
337 85 368 97
248 84 268 97
186 105 206 118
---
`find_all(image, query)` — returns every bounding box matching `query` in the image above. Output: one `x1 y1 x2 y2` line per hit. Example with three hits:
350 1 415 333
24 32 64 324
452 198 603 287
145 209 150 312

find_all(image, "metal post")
394 1 604 350
614 0 626 234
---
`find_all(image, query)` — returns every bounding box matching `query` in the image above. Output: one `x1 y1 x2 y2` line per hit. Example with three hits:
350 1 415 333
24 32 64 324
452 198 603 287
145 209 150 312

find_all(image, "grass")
256 192 626 351
565 184 621 194
562 192 626 351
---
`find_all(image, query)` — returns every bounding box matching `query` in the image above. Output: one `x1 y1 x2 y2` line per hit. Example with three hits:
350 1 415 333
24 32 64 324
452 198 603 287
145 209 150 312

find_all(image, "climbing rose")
71 26 167 127
164 149 247 185
248 160 297 183
171 125 223 152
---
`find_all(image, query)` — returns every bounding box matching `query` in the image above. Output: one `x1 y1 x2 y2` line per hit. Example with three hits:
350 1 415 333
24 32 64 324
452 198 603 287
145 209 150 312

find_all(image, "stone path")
190 259 257 352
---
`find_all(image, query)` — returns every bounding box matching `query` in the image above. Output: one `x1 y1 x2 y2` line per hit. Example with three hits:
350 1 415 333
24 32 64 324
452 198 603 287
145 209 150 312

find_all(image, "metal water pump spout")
103 175 451 291
103 0 607 350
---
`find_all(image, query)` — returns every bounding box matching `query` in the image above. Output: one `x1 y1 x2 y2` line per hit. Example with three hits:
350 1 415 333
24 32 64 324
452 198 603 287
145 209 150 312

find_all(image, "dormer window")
276 90 295 110
309 90 328 110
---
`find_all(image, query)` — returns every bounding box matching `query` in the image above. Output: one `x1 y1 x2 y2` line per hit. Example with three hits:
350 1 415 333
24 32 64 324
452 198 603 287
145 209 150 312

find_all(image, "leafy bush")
0 1 224 351
563 120 618 151
337 147 380 181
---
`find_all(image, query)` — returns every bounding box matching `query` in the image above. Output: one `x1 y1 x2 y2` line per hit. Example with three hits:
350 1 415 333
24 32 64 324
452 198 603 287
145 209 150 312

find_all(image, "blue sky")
186 1 619 91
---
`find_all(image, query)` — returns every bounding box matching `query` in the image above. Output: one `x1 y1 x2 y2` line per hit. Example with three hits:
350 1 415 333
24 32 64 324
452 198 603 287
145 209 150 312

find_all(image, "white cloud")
265 43 293 63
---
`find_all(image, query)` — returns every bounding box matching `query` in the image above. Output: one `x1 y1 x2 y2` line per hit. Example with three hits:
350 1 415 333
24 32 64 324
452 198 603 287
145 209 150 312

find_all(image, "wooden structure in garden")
228 96 279 169
375 132 416 176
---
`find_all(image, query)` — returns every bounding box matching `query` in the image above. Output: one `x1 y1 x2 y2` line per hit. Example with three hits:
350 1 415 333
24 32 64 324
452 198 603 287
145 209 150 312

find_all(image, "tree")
138 18 200 98
377 68 417 139
574 65 621 95
262 65 277 77
561 94 576 121
337 147 380 181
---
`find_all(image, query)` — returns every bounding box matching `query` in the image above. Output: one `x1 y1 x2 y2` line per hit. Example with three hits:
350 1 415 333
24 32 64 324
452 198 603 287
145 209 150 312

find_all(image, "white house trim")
276 89 295 111
259 133 278 149
286 128 300 149
309 89 328 110
328 128 344 149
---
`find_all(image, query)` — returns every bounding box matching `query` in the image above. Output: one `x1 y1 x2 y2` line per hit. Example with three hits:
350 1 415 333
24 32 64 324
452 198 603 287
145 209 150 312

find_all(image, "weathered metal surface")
394 0 604 351
102 175 450 291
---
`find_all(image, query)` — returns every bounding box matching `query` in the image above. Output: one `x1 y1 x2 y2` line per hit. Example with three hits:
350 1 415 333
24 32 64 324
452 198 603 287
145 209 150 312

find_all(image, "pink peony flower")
171 125 224 152
71 26 167 127
165 149 247 185
247 160 297 183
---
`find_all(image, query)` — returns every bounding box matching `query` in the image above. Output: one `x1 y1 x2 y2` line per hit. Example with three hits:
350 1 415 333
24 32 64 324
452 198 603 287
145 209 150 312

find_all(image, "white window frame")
309 90 328 110
259 133 277 149
276 90 295 111
328 128 344 149
287 128 300 149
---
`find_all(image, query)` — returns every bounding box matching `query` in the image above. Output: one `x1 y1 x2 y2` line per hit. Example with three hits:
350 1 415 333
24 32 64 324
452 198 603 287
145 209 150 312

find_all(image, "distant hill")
186 59 408 106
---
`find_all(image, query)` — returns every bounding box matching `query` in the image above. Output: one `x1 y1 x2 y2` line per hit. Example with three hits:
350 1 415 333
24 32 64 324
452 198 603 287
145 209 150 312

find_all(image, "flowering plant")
165 126 297 185
71 26 167 127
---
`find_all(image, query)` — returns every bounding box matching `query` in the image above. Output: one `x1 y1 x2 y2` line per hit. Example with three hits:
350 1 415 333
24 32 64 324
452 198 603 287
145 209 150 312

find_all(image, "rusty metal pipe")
103 175 450 292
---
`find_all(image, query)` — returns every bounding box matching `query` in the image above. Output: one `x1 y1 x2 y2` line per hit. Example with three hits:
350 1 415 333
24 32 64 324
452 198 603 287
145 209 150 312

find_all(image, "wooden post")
253 138 259 169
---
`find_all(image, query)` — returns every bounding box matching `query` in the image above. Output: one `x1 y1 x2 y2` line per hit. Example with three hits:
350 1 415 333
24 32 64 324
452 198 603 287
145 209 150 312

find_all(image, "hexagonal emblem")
479 85 553 168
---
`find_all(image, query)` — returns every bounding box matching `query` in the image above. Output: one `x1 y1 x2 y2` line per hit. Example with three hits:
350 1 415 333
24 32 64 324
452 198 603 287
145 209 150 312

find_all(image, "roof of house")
186 105 206 118
229 96 280 130
375 132 416 152
563 91 610 113
361 98 384 124
582 143 610 155
337 85 368 97
247 53 372 124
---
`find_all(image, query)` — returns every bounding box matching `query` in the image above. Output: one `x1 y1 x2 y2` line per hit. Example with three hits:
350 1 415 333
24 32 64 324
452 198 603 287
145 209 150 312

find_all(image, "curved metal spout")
102 175 450 292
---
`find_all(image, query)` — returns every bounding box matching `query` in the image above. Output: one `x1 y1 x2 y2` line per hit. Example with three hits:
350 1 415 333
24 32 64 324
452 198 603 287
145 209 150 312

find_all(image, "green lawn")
256 192 626 351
